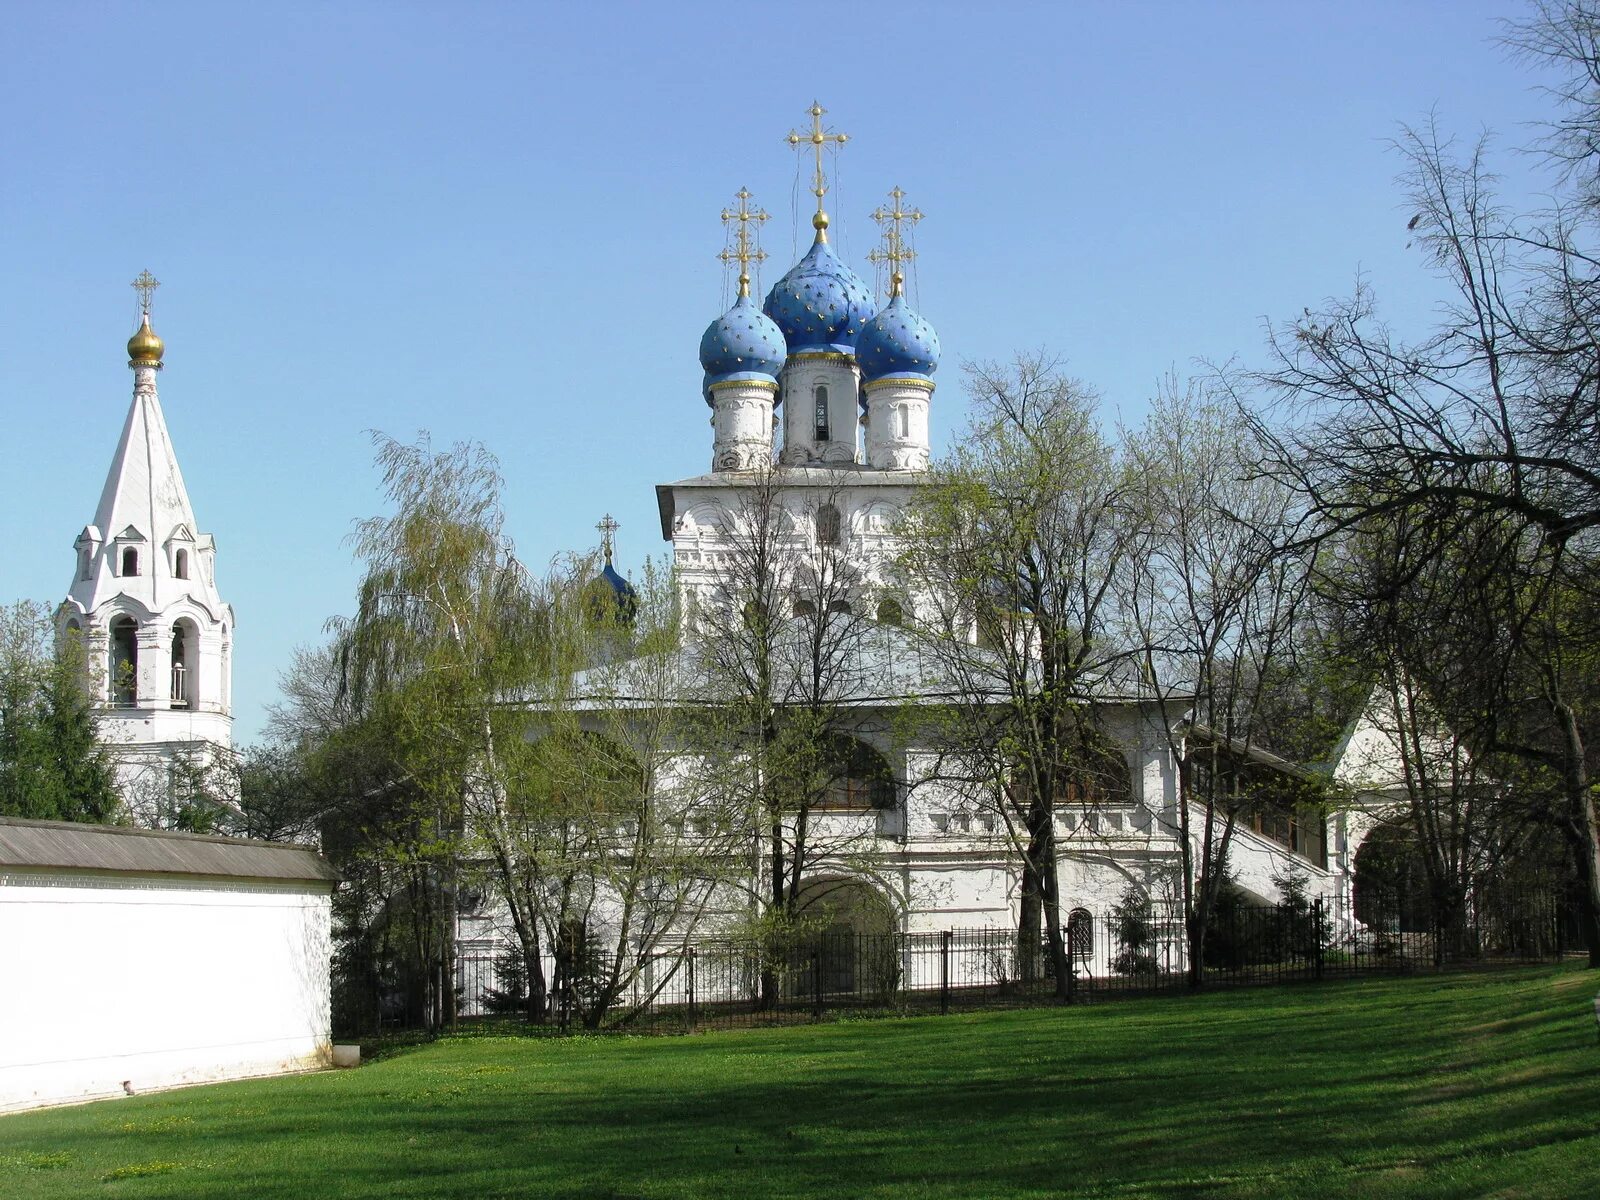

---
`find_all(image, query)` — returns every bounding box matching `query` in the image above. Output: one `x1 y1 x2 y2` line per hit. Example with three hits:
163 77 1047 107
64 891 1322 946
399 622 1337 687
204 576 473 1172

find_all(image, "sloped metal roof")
551 618 1170 713
0 817 339 885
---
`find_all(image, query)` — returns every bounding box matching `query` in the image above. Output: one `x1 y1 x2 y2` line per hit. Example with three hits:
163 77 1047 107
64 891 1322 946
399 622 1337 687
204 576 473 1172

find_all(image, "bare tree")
686 466 894 1006
1247 10 1600 960
900 355 1136 997
1124 382 1316 986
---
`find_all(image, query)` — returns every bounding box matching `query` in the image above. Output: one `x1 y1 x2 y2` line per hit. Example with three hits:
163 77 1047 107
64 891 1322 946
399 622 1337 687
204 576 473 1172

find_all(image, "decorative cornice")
787 350 855 367
708 378 779 395
863 376 936 395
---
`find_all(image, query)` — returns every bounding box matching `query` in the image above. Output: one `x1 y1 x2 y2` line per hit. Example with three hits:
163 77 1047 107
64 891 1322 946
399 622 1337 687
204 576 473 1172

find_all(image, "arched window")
120 547 139 577
1058 739 1134 808
170 620 198 708
815 503 841 547
827 600 852 615
793 599 816 617
1067 908 1094 960
877 597 904 626
78 549 92 581
817 735 896 811
813 384 830 442
897 405 910 438
109 616 138 706
175 549 189 580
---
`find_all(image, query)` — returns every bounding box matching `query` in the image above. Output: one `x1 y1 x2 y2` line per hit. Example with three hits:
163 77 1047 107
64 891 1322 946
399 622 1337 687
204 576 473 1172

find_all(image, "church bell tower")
58 273 235 826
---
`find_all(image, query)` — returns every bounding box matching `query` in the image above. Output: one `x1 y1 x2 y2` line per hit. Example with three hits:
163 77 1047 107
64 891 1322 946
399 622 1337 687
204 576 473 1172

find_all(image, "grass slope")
3 966 1599 1199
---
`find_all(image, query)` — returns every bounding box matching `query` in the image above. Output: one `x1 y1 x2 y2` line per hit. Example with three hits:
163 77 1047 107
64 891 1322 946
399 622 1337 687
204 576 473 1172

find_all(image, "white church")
52 114 1392 987
57 273 235 829
459 108 1377 993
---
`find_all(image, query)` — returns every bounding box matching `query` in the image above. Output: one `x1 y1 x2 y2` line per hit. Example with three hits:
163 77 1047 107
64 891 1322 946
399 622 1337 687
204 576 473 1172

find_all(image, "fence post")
1313 898 1325 981
687 947 697 1031
812 949 824 1021
940 930 951 1015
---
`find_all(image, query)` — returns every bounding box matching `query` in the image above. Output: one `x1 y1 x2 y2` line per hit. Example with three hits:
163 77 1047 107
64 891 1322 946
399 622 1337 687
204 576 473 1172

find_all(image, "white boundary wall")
0 869 332 1112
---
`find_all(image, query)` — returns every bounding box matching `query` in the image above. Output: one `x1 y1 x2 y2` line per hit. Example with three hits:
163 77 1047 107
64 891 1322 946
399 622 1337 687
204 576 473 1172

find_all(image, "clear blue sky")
0 1 1560 742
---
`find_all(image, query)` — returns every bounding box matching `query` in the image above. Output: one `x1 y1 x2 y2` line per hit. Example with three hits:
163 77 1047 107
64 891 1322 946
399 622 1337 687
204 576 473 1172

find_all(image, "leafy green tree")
0 601 119 822
489 555 748 1029
326 432 546 1030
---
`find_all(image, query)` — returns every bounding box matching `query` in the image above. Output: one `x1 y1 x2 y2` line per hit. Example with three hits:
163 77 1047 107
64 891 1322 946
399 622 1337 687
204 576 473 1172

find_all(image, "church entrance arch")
795 875 899 999
1353 819 1433 933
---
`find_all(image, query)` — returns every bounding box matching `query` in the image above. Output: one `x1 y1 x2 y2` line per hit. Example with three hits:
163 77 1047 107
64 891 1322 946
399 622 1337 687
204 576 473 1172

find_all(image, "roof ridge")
0 814 314 854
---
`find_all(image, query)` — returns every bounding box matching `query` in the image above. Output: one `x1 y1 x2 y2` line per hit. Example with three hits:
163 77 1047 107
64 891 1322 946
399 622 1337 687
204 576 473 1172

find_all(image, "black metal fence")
428 888 1578 1037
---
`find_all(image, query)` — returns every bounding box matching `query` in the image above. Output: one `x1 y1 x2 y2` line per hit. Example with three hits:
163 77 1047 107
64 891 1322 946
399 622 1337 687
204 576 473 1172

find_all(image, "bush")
481 947 530 1015
1111 885 1160 976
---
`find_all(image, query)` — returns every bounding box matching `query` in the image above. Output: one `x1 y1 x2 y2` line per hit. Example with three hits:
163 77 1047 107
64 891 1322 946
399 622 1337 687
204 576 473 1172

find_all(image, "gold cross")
787 102 849 234
868 187 922 298
596 513 620 563
717 187 770 298
131 270 160 316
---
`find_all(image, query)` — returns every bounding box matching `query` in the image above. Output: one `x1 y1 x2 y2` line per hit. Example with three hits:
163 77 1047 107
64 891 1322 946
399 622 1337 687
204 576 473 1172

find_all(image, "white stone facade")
622 232 1348 957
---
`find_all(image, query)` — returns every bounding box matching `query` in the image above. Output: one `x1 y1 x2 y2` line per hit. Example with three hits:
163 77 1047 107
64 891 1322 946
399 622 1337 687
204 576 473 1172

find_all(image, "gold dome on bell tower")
127 270 164 368
127 311 164 368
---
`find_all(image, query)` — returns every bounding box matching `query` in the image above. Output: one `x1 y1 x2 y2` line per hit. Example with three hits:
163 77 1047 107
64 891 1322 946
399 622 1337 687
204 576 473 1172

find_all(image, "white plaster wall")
1221 820 1337 905
779 358 860 464
864 383 931 470
0 870 332 1112
710 386 775 472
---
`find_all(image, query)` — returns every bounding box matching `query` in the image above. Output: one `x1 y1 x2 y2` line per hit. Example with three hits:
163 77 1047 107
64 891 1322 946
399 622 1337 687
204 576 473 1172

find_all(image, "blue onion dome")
601 560 638 619
857 292 942 384
586 558 639 627
699 293 786 401
762 233 876 355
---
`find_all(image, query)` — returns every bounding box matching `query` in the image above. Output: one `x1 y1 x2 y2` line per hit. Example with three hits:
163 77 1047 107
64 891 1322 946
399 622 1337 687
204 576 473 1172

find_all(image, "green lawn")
3 966 1599 1199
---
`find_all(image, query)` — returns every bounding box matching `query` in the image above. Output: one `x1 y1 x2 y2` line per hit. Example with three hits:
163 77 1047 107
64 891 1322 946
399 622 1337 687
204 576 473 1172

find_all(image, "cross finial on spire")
787 102 849 241
868 187 923 299
131 270 160 317
596 513 620 564
718 187 770 299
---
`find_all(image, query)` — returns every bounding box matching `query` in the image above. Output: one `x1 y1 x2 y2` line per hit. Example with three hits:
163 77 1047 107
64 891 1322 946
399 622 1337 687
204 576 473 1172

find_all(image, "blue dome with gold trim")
762 235 876 355
699 293 786 396
601 561 638 618
585 558 638 628
857 293 941 384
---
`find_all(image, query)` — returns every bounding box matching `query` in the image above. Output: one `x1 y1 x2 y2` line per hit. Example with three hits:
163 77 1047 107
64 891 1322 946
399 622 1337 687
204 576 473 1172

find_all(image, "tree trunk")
760 810 785 1010
1042 848 1071 1001
1017 806 1053 988
1555 705 1600 968
522 928 547 1024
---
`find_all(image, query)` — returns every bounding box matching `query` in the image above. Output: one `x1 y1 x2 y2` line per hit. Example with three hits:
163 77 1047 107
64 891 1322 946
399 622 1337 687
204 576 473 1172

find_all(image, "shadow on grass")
3 966 1599 1199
